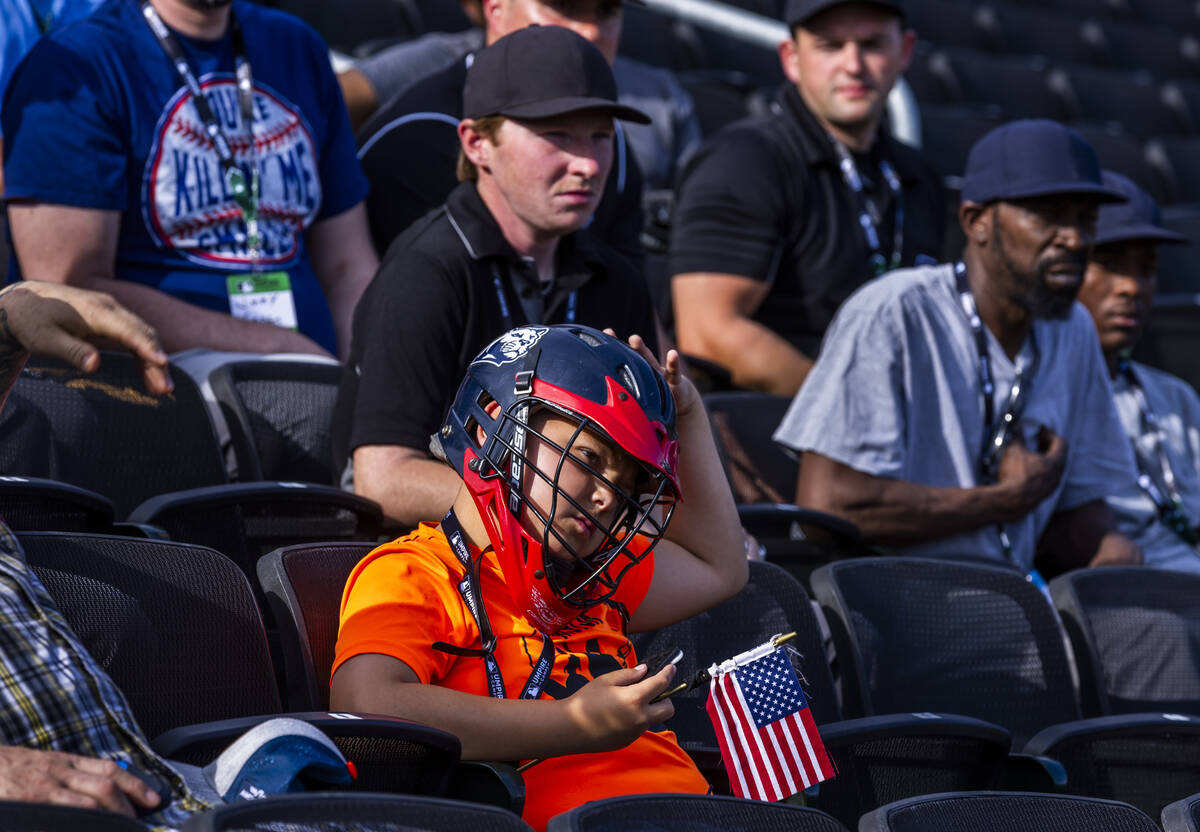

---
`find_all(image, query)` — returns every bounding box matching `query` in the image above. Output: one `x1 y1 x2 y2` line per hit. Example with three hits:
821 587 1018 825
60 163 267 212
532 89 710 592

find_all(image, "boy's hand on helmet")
602 329 702 419
562 662 676 752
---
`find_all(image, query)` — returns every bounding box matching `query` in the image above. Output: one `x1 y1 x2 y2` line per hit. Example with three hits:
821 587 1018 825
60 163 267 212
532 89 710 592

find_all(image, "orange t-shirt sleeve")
332 542 474 684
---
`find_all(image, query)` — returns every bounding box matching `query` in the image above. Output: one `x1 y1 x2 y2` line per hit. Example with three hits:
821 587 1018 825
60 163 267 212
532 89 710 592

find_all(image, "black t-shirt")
330 182 661 479
669 84 945 359
356 55 646 268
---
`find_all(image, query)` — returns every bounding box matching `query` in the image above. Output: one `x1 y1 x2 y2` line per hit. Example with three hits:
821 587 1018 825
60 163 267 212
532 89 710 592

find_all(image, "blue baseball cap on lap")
961 120 1128 205
1093 170 1189 247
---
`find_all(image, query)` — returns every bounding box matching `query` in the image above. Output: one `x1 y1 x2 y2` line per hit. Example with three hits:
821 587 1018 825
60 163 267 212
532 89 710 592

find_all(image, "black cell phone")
643 647 683 677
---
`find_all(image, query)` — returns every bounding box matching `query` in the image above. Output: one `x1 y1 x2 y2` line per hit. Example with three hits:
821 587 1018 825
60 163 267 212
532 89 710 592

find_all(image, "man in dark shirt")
355 0 645 267
332 26 659 529
669 0 944 395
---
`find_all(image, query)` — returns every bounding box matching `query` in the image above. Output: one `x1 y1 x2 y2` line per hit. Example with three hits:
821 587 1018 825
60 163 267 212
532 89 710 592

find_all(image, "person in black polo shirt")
331 26 660 529
355 0 645 269
669 0 944 395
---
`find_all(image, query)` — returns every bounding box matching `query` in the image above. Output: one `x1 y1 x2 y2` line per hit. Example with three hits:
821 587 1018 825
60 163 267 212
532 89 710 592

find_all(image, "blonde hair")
457 116 507 182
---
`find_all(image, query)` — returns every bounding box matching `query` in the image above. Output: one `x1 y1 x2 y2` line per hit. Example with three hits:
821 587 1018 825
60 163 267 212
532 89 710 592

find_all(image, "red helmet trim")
530 376 681 498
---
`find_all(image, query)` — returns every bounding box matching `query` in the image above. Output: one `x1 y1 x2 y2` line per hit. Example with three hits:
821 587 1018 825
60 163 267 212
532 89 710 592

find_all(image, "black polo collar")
442 182 608 288
776 83 925 185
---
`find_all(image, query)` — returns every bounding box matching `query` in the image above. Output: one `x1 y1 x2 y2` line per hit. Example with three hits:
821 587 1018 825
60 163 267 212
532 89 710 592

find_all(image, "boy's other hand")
563 662 677 752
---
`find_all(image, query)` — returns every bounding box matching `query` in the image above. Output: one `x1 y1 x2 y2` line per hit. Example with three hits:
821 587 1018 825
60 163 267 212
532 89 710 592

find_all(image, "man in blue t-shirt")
1 0 378 359
0 0 106 195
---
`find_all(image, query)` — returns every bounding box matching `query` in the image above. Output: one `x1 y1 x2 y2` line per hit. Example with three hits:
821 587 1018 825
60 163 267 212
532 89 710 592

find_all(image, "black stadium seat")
904 0 999 52
208 359 345 484
1050 65 1185 139
1095 19 1200 78
182 792 534 832
0 353 381 584
859 791 1161 832
811 557 1081 745
632 562 1014 827
1049 567 1200 717
1162 791 1200 832
982 3 1103 65
936 48 1066 121
546 794 848 832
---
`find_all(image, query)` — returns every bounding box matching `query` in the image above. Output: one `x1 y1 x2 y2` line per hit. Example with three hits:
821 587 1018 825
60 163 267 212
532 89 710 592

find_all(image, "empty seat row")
906 0 1200 79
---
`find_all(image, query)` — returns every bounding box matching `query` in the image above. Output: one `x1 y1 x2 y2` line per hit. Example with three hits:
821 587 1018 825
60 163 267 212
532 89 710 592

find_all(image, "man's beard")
994 227 1084 320
1027 260 1083 320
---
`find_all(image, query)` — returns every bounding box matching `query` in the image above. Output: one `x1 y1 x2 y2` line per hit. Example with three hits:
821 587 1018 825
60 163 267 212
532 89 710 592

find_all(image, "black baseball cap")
1093 170 1188 247
961 119 1128 205
462 26 650 124
785 0 904 28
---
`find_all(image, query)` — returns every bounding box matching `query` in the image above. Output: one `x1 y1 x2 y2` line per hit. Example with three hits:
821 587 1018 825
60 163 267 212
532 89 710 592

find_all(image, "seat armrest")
448 761 526 816
1001 753 1067 791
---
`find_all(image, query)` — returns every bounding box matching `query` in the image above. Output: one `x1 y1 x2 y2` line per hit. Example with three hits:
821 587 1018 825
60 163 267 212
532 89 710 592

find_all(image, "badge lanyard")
432 509 555 701
141 0 262 268
955 262 1041 566
490 266 576 331
830 137 904 277
1118 360 1199 547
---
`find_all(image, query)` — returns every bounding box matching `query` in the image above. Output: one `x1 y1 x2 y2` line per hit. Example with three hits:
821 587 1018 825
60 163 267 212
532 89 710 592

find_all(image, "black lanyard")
432 510 555 700
490 265 576 331
1119 360 1199 547
830 137 903 277
140 0 262 265
955 262 1040 562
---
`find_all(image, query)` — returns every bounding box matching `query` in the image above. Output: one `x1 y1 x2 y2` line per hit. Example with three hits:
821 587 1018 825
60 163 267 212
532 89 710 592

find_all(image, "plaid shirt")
0 523 209 829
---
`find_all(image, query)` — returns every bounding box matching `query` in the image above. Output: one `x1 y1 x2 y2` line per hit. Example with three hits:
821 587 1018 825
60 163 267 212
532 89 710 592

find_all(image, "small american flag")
705 642 836 801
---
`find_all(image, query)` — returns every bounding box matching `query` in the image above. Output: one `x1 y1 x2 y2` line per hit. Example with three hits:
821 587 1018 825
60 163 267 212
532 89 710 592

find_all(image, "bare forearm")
63 275 328 355
352 447 462 528
680 315 811 395
797 455 1018 545
332 679 584 760
1038 500 1141 572
663 402 745 586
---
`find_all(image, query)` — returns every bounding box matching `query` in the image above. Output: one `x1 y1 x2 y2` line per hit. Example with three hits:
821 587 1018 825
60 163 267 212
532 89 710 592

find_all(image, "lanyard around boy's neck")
829 134 903 277
1118 359 1199 547
432 509 554 701
141 0 263 267
955 261 1040 564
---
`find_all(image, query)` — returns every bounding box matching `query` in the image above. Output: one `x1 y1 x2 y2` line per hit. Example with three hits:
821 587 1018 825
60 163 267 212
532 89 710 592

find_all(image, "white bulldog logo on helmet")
474 326 550 367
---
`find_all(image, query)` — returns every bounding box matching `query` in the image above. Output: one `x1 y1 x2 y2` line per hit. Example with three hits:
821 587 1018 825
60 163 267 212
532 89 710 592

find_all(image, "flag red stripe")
770 715 816 789
706 681 753 799
798 702 837 780
723 672 776 800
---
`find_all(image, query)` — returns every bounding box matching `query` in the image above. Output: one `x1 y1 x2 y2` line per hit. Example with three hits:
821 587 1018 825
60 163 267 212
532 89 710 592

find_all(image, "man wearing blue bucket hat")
775 119 1143 576
1076 171 1200 572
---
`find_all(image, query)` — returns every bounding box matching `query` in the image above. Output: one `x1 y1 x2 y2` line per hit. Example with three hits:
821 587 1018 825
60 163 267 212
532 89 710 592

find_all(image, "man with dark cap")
354 0 650 266
669 0 944 395
3 0 378 360
1077 171 1200 573
773 120 1142 577
331 26 661 529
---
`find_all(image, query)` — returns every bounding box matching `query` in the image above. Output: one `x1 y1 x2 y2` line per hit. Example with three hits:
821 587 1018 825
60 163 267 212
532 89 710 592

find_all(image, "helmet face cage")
480 397 678 609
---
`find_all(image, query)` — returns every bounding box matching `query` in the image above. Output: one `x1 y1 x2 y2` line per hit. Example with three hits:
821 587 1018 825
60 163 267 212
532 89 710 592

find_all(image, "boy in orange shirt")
331 323 747 828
